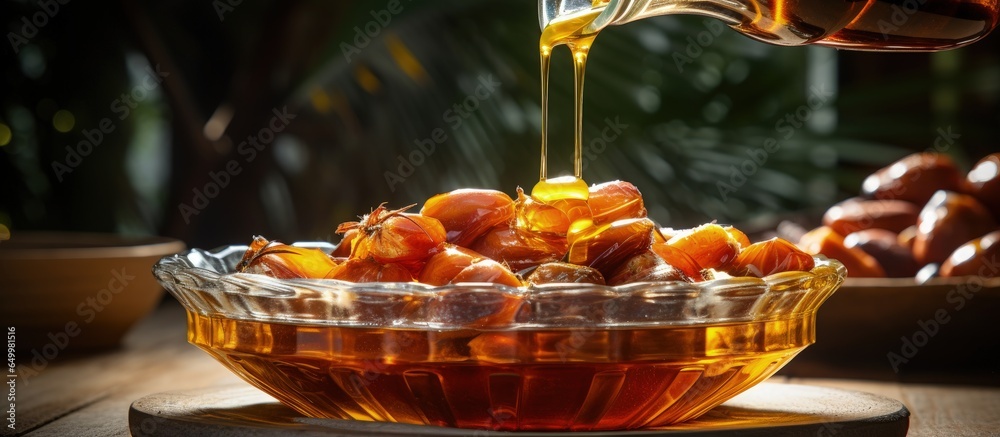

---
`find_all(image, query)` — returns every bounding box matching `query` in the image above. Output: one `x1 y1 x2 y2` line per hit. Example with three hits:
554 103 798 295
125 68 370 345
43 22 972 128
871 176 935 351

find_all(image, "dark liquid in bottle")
733 0 999 50
818 0 1000 51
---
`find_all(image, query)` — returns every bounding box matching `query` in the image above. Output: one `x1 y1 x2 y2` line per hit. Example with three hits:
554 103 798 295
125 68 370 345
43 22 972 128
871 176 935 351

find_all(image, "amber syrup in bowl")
189 314 813 430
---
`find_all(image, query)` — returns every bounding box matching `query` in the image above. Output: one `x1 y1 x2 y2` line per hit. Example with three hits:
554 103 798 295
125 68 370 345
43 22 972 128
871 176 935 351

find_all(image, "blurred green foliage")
1 0 998 247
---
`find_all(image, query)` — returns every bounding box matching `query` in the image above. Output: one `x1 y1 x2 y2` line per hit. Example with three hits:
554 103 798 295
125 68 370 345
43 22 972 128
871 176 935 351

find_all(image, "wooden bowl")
0 232 185 352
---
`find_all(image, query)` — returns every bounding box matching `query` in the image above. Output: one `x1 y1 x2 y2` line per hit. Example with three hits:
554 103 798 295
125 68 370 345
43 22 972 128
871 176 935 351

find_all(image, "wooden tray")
128 382 908 436
782 276 1000 384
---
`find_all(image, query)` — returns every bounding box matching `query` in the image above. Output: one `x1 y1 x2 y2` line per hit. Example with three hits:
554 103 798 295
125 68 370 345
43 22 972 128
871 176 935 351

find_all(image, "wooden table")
6 301 999 436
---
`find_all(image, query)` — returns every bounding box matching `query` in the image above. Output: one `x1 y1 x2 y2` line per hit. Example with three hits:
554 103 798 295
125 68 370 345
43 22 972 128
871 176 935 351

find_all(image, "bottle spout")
539 0 694 34
539 0 623 31
540 0 593 30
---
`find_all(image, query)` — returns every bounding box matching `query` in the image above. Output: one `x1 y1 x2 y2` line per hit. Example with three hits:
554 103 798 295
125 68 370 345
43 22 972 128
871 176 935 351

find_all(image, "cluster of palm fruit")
797 153 1000 278
238 180 816 286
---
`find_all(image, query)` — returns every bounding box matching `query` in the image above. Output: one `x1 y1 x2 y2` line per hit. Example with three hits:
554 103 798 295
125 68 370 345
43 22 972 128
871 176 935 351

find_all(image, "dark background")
2 0 999 249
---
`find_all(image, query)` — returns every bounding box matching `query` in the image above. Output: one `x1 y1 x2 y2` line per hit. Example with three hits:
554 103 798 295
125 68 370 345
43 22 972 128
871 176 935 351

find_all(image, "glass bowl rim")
154 242 846 330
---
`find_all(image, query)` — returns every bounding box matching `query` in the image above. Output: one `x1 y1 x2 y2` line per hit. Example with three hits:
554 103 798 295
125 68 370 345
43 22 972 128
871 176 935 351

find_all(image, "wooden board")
128 382 909 436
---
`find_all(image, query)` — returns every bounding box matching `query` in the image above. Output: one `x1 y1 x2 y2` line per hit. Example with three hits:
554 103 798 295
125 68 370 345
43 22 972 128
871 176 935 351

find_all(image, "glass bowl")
153 243 845 431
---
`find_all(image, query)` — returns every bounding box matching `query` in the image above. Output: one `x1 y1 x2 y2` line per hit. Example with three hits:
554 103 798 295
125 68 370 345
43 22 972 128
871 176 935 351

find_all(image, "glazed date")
861 153 962 205
608 250 691 285
665 224 741 271
912 191 996 265
940 230 1000 278
418 244 521 287
566 218 656 276
470 224 567 272
525 262 606 285
799 226 885 278
587 181 647 225
420 189 515 247
326 257 413 283
965 153 1000 220
823 198 919 236
843 229 919 278
650 243 707 281
727 238 815 278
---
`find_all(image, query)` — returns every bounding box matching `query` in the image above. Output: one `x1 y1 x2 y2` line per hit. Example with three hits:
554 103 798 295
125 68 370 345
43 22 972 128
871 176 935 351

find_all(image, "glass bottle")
541 0 1000 51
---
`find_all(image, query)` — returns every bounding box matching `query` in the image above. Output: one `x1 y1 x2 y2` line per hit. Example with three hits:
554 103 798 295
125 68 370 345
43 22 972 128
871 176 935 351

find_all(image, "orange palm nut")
651 243 707 281
469 224 567 273
666 224 742 270
724 226 751 248
418 244 521 287
861 152 963 205
513 187 572 236
337 203 447 265
588 180 647 225
727 238 815 278
325 257 413 283
965 153 1000 219
567 218 656 275
940 230 1000 278
420 189 515 247
418 244 479 285
331 228 358 258
912 190 996 266
525 262 606 285
451 259 522 287
798 226 885 278
237 236 340 279
608 250 691 286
